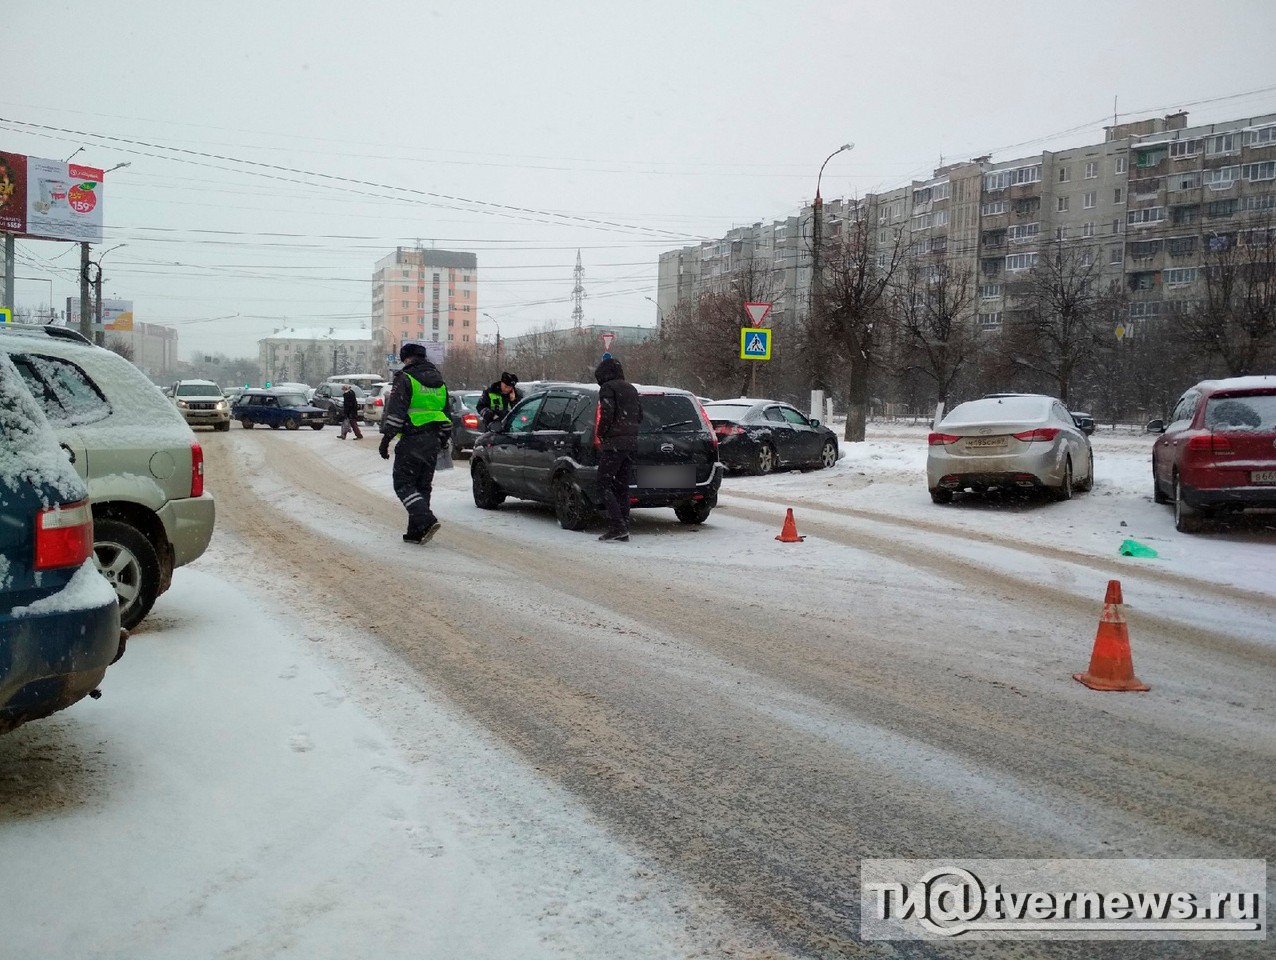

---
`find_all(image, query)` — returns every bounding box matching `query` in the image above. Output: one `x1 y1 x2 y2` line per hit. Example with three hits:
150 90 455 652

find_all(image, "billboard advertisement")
400 338 448 365
66 298 135 331
0 151 105 243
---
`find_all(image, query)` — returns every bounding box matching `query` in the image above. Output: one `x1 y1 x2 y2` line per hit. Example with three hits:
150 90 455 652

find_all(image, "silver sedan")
927 395 1094 503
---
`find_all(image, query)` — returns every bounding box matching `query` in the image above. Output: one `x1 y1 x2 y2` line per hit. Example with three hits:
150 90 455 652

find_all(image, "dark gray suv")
469 383 724 529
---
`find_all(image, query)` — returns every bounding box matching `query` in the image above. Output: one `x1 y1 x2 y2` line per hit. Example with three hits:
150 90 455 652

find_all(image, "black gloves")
378 435 392 460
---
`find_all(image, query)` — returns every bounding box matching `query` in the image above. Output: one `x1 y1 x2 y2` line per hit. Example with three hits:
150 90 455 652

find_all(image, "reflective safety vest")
485 389 510 412
406 375 450 427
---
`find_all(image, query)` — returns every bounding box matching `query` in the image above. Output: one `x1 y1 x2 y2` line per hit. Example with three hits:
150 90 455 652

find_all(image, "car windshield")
1205 394 1276 431
638 394 702 433
274 393 306 406
176 383 220 397
704 403 753 422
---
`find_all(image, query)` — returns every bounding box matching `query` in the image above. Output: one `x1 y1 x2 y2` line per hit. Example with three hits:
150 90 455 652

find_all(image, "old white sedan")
927 394 1094 504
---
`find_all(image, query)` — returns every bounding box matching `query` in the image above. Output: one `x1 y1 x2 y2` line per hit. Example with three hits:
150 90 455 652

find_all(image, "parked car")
447 389 484 456
470 383 723 528
927 394 1094 503
1 351 123 735
0 325 216 630
169 378 231 431
1148 376 1276 533
703 398 839 474
231 388 327 430
361 381 393 424
311 381 368 424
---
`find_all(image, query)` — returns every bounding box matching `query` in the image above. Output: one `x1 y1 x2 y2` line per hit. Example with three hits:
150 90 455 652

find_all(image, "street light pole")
643 295 665 330
482 312 502 367
92 243 126 347
811 142 854 391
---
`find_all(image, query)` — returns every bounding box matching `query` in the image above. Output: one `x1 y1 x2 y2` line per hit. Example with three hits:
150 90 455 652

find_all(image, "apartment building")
656 109 1276 343
371 247 478 365
257 326 372 384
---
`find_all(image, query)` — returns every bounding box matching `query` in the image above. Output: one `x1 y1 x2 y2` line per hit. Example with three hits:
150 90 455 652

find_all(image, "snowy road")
4 424 1274 959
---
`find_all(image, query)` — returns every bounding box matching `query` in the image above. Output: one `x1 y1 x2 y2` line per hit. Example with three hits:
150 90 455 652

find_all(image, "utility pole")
93 260 105 346
79 242 93 342
2 234 14 313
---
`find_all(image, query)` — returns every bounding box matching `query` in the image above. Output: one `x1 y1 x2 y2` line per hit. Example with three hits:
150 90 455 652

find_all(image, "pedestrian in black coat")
594 355 642 542
337 384 363 439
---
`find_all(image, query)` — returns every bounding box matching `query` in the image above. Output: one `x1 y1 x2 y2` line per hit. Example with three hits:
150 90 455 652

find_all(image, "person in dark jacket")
379 343 451 544
594 355 642 542
476 371 521 427
337 384 363 440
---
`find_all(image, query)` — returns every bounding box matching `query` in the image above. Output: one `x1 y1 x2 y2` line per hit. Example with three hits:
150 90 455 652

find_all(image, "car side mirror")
810 418 821 427
488 418 507 434
1145 418 1166 434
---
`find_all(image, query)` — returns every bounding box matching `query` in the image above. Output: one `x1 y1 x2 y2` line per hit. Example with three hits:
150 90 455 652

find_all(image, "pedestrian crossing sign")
0 308 11 324
740 327 771 360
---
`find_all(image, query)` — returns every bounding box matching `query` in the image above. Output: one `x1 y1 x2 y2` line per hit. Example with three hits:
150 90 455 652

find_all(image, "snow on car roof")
1195 375 1276 394
0 352 84 505
941 395 1052 427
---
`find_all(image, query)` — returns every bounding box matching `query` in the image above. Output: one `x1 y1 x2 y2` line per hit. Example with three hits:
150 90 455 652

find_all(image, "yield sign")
600 332 615 351
744 301 772 325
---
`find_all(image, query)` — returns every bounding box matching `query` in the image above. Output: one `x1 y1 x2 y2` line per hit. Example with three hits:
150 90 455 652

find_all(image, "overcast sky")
4 0 1276 360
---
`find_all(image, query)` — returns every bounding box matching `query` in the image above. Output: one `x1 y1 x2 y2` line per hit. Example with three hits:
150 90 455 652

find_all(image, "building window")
1206 134 1238 156
1170 172 1202 191
1057 196 1070 212
401 300 408 308
1243 161 1276 182
1114 188 1123 204
1115 156 1128 174
981 200 1009 216
1203 166 1241 189
981 257 1001 276
1058 166 1071 183
1164 267 1199 286
977 311 1003 330
1206 199 1238 218
1170 139 1203 159
1129 239 1162 260
1171 204 1201 226
1246 125 1276 147
1110 245 1124 264
1241 194 1276 213
1007 222 1040 244
1127 207 1166 226
1083 191 1096 209
979 284 1002 300
982 228 1007 247
1082 221 1095 238
1005 253 1038 272
447 334 454 342
1085 161 1098 179
1168 236 1198 257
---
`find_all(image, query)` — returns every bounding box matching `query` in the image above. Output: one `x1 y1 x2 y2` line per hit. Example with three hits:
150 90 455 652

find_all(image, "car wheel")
1174 474 1204 533
283 417 299 431
240 418 254 429
451 441 465 460
309 423 324 430
93 518 161 631
1049 457 1073 502
471 461 506 509
674 501 713 524
752 443 776 476
269 422 280 430
553 474 591 531
818 440 838 470
216 421 231 432
930 488 953 504
1152 458 1170 504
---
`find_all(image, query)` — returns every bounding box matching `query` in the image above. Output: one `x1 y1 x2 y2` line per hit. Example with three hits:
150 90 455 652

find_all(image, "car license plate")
1252 470 1276 484
965 437 1007 448
637 465 695 488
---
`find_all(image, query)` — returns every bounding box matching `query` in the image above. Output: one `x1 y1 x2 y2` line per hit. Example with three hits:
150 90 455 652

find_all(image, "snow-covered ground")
2 421 1272 959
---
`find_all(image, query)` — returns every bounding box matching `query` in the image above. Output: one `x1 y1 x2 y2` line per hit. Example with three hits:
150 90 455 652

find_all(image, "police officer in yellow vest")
379 342 451 544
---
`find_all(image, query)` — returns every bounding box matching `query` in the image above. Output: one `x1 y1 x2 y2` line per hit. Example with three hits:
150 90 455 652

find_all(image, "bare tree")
818 218 906 441
105 335 135 361
1002 240 1121 405
892 257 979 418
1180 225 1276 376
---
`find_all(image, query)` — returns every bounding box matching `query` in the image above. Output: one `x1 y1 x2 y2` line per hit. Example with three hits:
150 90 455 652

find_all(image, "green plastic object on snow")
1119 539 1158 558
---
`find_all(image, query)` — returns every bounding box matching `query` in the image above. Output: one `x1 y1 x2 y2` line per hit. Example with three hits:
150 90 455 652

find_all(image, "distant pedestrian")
477 371 521 428
337 384 364 439
594 355 642 542
379 343 451 544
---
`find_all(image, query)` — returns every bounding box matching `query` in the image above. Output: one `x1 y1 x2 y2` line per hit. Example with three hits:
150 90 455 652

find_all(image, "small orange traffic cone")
1073 580 1150 692
775 508 805 543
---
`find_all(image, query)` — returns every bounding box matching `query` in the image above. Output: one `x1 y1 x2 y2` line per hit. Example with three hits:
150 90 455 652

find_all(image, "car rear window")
639 394 702 433
943 396 1051 426
13 354 112 427
460 393 480 410
274 393 307 406
704 403 753 422
1205 393 1276 431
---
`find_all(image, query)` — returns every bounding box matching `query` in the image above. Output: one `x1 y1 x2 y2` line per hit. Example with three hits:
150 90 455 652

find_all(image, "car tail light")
35 499 94 570
1187 433 1233 455
375 397 384 407
190 441 204 498
462 413 479 428
928 433 961 445
593 401 602 449
696 401 719 449
1012 427 1061 442
715 424 745 437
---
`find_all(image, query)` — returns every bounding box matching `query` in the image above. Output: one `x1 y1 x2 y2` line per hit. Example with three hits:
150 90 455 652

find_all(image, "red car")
1149 376 1276 532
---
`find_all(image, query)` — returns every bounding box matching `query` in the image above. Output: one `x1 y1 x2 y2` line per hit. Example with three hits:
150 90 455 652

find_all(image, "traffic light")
264 381 272 388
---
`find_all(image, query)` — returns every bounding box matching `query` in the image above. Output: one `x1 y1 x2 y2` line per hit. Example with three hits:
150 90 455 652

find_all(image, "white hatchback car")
361 381 392 423
927 394 1094 503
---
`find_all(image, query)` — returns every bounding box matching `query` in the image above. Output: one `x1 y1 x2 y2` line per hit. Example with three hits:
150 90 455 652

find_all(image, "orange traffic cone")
1073 580 1150 692
775 508 805 543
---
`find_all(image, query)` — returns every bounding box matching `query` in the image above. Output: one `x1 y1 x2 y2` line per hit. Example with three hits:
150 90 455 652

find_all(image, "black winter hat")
500 371 519 386
400 342 427 362
594 356 624 384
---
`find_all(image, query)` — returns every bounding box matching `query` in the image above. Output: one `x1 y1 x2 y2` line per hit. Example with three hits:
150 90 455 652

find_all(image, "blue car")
1 354 122 736
231 388 327 430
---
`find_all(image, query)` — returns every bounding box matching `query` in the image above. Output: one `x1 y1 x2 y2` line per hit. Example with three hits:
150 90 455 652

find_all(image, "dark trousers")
392 429 441 533
339 415 363 439
598 449 634 533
